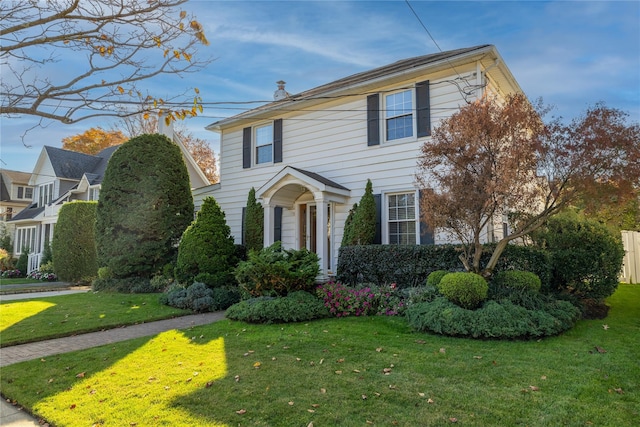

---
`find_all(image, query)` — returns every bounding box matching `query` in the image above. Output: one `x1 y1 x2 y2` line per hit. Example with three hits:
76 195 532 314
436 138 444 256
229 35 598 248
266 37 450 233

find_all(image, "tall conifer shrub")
244 187 264 253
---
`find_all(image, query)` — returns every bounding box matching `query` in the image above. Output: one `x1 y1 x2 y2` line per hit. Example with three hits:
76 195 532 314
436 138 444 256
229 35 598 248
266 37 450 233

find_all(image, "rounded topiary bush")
492 270 541 292
437 272 488 309
426 270 449 288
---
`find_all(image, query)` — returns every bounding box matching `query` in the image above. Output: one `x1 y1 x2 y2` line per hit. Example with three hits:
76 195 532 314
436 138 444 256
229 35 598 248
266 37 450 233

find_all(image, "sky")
1 0 639 173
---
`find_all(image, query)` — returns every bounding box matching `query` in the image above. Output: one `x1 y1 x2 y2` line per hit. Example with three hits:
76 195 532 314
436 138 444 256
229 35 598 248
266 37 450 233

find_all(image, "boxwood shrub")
437 272 488 309
426 270 449 287
225 291 329 324
492 270 541 292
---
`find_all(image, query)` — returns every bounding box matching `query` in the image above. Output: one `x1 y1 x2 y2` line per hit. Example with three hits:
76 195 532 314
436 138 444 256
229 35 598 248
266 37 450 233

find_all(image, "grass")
0 292 191 347
1 285 638 426
0 278 53 286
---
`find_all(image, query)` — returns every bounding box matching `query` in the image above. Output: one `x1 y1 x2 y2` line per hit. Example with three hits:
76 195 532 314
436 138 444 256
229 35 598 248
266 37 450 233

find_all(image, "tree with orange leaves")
417 94 640 277
62 127 127 155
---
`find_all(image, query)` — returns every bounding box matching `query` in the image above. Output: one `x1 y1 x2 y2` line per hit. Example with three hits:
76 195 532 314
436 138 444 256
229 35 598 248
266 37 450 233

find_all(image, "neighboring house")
196 44 523 279
0 169 34 243
10 131 209 273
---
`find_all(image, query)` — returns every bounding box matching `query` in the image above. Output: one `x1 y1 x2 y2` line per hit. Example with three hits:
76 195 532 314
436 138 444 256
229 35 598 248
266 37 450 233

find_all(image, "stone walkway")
0 291 226 426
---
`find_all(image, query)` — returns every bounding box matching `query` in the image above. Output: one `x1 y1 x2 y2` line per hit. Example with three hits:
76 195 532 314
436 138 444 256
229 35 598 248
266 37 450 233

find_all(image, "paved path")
0 291 226 426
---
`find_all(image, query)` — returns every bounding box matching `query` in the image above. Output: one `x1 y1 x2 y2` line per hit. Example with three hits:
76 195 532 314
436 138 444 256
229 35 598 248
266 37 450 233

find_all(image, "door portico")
257 166 350 278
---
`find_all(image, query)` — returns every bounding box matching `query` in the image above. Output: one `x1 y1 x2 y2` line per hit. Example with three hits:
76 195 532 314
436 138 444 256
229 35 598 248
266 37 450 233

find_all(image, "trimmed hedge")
52 201 98 282
337 244 551 289
405 296 580 339
225 291 329 324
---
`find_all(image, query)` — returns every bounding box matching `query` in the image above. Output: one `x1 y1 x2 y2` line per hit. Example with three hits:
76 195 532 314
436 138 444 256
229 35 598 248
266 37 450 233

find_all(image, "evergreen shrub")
243 187 264 253
342 180 376 246
16 247 29 277
405 296 580 339
52 201 98 282
95 133 193 280
225 291 329 324
531 212 624 301
492 270 541 292
437 272 488 309
235 242 319 297
175 197 237 288
426 270 449 287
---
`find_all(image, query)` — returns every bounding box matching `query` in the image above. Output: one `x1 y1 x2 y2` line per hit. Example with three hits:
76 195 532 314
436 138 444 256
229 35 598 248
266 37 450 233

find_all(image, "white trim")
382 88 417 143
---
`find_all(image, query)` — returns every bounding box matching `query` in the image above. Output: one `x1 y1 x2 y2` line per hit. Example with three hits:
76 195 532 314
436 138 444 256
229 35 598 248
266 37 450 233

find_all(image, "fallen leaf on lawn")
320 388 327 394
253 362 261 368
234 375 240 382
319 358 324 364
185 378 192 383
595 346 607 354
148 377 156 381
362 394 367 400
374 392 381 397
614 388 624 394
376 347 383 352
415 339 426 344
272 357 277 361
449 417 458 423
389 384 397 389
335 370 343 375
311 404 320 408
529 386 539 391
473 356 482 359
205 381 213 388
235 409 246 415
367 421 374 425
40 359 46 362
296 358 302 362
418 392 425 397
288 401 294 406
439 348 446 354
70 404 76 410
353 369 361 373
129 423 137 426
283 346 290 349
541 376 547 380
248 350 255 354
48 379 54 383
76 372 85 378
427 398 434 404
602 324 609 330
164 386 170 390
337 358 345 363
383 368 392 375
308 409 315 413
307 423 314 427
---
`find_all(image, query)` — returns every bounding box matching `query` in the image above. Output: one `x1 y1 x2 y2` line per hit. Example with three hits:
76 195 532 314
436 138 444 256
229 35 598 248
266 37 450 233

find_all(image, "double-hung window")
385 90 414 141
387 192 417 245
38 182 54 207
243 119 283 168
367 80 430 146
255 124 273 164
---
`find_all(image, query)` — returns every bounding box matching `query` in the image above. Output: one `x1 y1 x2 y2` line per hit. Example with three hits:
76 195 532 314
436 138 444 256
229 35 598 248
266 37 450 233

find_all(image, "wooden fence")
620 230 640 284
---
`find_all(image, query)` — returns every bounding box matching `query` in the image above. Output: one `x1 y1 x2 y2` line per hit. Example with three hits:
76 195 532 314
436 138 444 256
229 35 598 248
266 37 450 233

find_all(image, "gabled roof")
0 169 31 185
45 146 103 179
206 44 513 130
8 203 44 221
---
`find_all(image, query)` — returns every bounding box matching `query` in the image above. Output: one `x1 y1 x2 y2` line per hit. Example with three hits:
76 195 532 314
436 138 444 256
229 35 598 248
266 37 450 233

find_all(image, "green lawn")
1 284 638 426
0 278 52 286
0 292 191 347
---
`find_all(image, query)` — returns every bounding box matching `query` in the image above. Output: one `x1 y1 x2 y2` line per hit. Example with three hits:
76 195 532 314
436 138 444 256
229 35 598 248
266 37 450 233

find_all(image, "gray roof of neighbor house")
8 203 43 221
0 169 32 202
207 44 498 129
45 146 103 180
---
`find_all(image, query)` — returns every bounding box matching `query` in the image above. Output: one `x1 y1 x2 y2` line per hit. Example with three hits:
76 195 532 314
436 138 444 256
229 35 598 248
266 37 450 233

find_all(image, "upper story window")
387 192 417 245
255 124 274 164
243 119 283 169
367 80 431 147
16 186 33 200
89 187 100 201
38 182 54 207
385 90 414 141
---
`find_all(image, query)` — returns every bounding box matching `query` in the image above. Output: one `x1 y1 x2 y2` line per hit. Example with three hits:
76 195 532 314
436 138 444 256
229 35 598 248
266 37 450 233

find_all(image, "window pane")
25 187 33 199
387 191 417 245
256 145 273 164
256 125 273 147
386 115 413 140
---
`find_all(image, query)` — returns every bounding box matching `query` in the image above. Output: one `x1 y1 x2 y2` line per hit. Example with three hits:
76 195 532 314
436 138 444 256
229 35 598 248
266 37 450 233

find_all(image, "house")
196 44 523 279
0 169 34 241
9 131 209 272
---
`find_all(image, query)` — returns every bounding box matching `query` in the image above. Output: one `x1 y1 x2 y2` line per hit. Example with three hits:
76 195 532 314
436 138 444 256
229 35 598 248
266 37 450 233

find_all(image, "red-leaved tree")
417 94 640 277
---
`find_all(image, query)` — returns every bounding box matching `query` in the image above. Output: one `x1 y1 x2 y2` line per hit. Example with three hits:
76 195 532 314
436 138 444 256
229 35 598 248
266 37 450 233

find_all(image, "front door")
299 202 331 270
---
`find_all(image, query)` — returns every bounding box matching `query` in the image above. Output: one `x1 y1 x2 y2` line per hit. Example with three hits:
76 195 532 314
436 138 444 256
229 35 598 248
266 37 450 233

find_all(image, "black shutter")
273 119 283 163
416 80 431 137
373 194 382 244
418 190 434 245
241 207 246 246
367 94 380 146
242 127 252 169
274 206 283 242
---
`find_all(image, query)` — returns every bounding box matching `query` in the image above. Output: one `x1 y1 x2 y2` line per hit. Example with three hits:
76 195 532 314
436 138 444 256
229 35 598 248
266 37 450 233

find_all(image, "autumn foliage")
61 128 127 155
417 94 640 276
